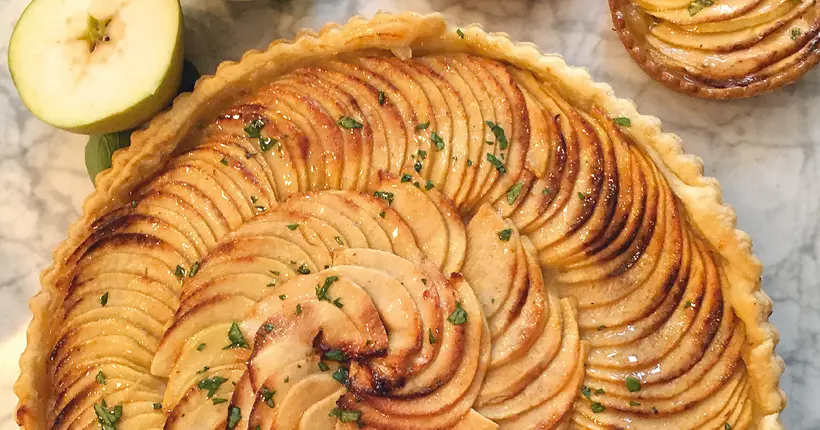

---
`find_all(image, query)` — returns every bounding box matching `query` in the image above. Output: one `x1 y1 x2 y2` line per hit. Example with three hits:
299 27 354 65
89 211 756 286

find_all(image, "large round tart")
610 0 820 99
15 12 784 430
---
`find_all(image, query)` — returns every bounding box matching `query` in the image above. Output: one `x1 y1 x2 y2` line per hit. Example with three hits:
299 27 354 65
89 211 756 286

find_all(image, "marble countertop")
0 0 817 428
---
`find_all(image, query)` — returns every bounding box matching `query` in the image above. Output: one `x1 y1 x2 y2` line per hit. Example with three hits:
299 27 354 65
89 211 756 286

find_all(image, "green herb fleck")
337 117 363 129
295 304 302 315
425 180 435 190
792 28 803 40
335 236 344 246
220 158 228 166
260 386 275 408
447 301 468 325
429 328 437 344
581 386 592 399
197 343 206 351
227 406 241 429
416 122 430 130
279 294 287 300
244 119 265 138
93 399 122 430
96 370 106 385
487 153 506 174
318 361 330 371
297 264 311 274
626 376 641 392
466 159 473 167
456 29 465 39
325 349 346 361
378 91 385 106
189 261 201 277
401 173 413 183
629 401 641 406
196 366 210 375
211 398 228 405
591 402 606 413
506 182 523 205
174 265 186 279
259 137 277 152
316 276 340 302
613 117 631 127
153 402 162 410
197 376 228 398
687 0 714 16
485 120 508 149
431 132 445 151
99 292 109 306
329 407 362 425
373 191 395 204
287 223 299 231
332 367 349 385
497 228 513 242
222 322 249 350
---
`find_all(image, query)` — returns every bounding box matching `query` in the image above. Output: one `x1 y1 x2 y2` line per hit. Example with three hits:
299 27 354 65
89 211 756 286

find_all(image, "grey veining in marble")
0 0 817 428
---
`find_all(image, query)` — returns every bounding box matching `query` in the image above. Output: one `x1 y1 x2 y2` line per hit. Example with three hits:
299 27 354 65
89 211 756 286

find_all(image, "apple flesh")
8 0 184 135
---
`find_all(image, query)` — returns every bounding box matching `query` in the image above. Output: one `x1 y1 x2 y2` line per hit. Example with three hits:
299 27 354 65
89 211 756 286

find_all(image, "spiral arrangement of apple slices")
611 0 820 97
45 52 764 429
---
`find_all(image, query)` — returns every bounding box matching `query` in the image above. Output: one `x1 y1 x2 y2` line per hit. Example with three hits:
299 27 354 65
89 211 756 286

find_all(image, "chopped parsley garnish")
316 275 340 302
431 132 445 151
580 386 592 399
260 386 275 408
684 300 696 309
506 182 523 205
284 376 289 383
227 406 242 429
578 192 586 201
324 349 346 361
94 399 122 430
421 278 427 285
598 325 606 331
378 91 386 106
279 294 287 300
497 228 513 241
613 117 631 127
250 196 258 203
264 323 274 333
792 28 802 40
189 261 201 277
174 265 186 279
197 343 206 351
414 160 423 172
629 401 642 406
295 304 302 315
487 153 506 174
485 120 508 149
223 322 249 350
591 402 606 413
652 406 659 414
329 407 362 425
255 205 266 212
153 402 162 410
220 158 229 166
425 180 435 190
259 137 276 152
212 398 228 405
318 361 330 371
456 29 465 39
99 292 109 306
333 297 344 308
337 116 363 129
429 328 437 344
447 301 468 325
130 200 137 208
244 119 265 138
725 424 732 430
331 367 349 384
543 188 551 195
196 366 210 375
595 388 605 395
96 370 106 385
197 375 228 398
416 121 430 130
466 159 473 167
687 0 714 16
297 264 311 274
373 191 395 204
626 376 641 392
287 223 299 231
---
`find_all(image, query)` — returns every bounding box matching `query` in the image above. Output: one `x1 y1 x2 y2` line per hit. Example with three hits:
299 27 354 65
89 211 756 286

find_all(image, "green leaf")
625 376 641 392
85 130 132 185
447 301 468 325
93 399 122 430
222 322 249 350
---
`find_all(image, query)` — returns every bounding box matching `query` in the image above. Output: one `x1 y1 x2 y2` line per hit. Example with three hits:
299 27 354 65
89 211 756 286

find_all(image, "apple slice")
9 0 183 134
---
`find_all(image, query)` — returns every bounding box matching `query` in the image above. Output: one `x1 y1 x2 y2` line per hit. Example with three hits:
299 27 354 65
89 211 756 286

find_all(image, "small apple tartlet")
609 0 820 99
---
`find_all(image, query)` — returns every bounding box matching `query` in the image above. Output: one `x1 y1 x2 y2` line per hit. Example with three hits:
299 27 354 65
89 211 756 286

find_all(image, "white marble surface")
0 0 817 428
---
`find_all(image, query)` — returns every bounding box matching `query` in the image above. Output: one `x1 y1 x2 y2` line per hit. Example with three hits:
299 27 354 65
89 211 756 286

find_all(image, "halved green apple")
9 0 184 135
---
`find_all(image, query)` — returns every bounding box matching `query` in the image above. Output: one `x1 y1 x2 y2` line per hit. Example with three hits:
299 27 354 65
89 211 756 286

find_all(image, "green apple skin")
8 0 185 135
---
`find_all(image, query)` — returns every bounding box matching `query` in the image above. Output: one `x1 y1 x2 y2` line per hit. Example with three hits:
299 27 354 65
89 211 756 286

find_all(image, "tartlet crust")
609 0 820 99
14 11 784 428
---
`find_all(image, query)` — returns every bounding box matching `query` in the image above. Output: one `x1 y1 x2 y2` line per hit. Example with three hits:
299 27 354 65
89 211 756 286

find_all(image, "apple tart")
15 12 785 430
610 0 820 99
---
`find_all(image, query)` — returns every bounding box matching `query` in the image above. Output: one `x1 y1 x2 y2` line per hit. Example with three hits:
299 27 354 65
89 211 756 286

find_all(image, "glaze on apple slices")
42 52 772 429
610 0 820 98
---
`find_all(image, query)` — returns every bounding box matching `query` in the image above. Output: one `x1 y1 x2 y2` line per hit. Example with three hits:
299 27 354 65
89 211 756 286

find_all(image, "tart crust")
610 0 820 99
14 11 784 428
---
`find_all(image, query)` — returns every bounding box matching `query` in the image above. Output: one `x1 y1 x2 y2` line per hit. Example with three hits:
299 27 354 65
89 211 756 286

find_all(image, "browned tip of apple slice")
609 0 820 99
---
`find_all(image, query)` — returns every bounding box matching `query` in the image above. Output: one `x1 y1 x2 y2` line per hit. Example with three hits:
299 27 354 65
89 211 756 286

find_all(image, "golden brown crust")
609 0 820 99
15 11 784 429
